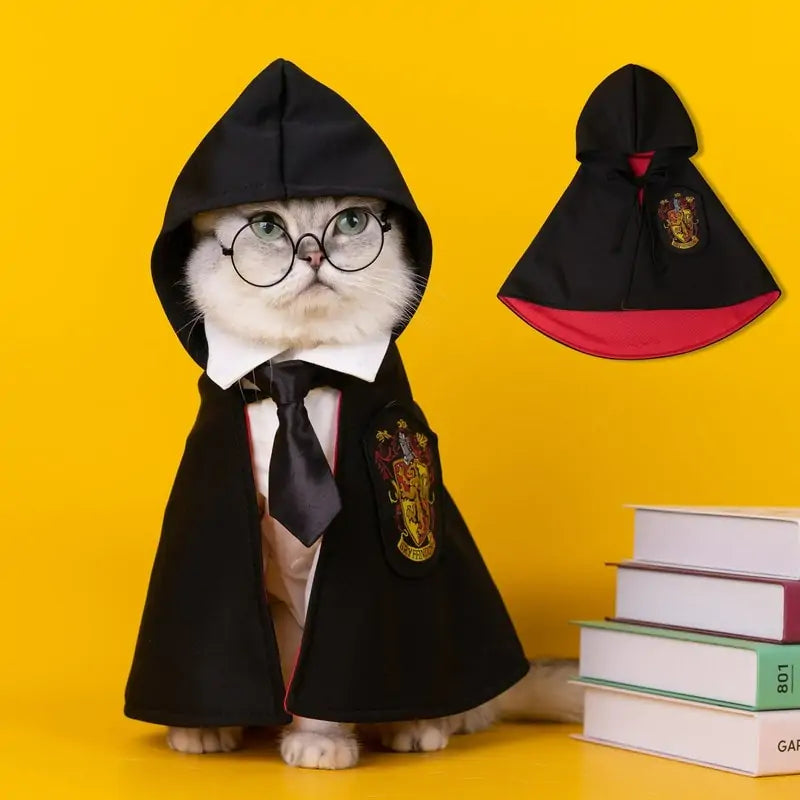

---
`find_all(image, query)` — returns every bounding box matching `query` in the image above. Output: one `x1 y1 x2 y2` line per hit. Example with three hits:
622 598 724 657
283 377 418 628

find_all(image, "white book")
631 506 800 579
613 564 800 643
576 683 800 776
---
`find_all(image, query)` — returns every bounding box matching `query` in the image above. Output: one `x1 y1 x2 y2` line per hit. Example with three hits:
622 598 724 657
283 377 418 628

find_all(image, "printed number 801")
778 664 793 694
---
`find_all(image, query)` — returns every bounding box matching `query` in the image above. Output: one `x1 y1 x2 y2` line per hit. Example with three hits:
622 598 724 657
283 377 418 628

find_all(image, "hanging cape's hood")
498 64 779 360
152 59 432 367
576 62 697 160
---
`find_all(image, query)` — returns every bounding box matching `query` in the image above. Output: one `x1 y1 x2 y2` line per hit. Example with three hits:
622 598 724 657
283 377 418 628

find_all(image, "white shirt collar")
204 318 391 390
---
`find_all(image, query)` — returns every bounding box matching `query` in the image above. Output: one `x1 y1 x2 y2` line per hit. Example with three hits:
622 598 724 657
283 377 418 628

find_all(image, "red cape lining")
499 292 780 360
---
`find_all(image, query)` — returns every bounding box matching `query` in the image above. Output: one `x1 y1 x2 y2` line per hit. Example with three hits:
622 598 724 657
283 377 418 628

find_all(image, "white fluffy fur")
166 725 243 754
186 196 419 350
280 718 359 769
170 196 584 768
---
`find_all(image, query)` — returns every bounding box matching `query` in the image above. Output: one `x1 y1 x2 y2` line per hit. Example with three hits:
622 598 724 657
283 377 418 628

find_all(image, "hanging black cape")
498 64 780 360
124 59 528 727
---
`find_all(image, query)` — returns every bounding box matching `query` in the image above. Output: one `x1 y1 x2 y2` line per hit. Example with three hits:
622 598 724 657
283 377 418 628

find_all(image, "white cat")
167 195 583 769
186 196 416 350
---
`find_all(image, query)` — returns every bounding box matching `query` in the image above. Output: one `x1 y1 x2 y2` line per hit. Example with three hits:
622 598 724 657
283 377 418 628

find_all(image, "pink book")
577 683 800 776
610 562 800 643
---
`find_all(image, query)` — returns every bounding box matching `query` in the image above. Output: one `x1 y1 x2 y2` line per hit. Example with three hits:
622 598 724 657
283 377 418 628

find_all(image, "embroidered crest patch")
657 189 706 252
364 404 442 577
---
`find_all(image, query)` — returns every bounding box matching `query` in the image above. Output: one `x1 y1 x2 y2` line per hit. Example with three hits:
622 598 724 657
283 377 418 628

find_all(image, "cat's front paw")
166 726 243 754
280 730 359 769
381 720 450 753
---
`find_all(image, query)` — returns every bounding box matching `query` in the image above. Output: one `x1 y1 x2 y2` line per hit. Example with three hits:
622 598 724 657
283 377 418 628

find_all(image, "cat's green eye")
334 208 369 236
250 213 286 243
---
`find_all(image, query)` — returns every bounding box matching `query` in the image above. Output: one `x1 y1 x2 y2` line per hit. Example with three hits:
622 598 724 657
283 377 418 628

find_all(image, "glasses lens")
323 209 384 271
230 220 294 286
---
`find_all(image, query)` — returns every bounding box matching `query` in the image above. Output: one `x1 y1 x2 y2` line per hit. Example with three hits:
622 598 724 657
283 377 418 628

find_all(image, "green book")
576 620 800 710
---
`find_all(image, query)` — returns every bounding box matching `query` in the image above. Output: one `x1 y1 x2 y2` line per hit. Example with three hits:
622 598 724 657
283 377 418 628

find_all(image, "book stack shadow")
576 506 800 776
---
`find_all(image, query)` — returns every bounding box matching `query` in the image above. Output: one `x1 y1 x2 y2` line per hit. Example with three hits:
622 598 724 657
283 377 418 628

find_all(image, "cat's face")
186 196 417 350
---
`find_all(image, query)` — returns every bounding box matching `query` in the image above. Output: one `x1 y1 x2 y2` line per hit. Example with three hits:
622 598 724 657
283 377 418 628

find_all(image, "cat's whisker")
184 314 203 343
175 311 204 335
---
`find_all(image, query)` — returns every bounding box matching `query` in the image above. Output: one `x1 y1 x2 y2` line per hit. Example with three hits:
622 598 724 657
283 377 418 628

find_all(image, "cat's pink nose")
300 250 325 270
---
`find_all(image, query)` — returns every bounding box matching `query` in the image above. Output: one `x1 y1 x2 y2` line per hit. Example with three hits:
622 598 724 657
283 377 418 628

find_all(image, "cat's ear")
192 209 222 238
384 201 407 238
382 202 415 273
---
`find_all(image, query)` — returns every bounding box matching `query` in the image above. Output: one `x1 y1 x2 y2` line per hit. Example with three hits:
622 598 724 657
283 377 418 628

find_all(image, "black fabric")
125 59 527 726
245 360 342 547
287 348 527 721
576 64 697 158
124 379 290 727
498 63 779 315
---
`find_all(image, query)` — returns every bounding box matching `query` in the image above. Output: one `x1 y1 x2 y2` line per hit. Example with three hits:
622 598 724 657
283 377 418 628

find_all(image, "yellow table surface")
4 2 800 798
4 699 800 799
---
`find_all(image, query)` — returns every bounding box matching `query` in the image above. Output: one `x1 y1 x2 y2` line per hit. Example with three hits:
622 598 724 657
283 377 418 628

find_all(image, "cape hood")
576 62 697 160
151 59 433 367
498 64 779 360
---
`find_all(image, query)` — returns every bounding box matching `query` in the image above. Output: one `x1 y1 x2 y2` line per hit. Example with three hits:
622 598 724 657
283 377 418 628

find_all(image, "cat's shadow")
134 722 553 765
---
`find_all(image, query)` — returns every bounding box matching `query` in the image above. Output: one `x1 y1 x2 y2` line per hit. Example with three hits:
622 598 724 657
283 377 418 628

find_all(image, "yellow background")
2 0 799 796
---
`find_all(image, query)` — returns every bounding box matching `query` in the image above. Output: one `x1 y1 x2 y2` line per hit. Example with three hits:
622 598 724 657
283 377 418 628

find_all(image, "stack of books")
576 506 800 776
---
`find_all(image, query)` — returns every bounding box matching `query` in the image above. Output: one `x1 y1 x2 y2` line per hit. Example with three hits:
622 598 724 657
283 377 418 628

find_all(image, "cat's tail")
442 659 583 736
497 658 584 723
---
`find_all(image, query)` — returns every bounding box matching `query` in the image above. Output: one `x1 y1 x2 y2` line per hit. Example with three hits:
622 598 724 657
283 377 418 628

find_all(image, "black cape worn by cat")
125 59 528 726
498 64 780 359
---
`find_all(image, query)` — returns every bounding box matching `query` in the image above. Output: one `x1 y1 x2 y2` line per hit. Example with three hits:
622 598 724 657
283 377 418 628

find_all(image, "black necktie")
241 360 342 547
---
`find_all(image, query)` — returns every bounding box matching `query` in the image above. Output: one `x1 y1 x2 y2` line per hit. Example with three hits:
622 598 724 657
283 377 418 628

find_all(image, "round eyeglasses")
220 207 392 288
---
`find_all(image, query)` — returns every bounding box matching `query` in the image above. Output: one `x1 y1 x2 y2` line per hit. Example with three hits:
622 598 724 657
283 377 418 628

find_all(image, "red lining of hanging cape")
499 151 779 359
499 292 780 360
629 150 653 203
628 151 654 176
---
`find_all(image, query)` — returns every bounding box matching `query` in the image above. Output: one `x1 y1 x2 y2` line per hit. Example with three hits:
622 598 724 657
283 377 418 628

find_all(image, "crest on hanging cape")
657 189 707 252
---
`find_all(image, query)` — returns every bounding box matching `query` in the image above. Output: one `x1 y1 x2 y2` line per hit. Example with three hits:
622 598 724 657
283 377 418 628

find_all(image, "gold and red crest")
658 191 700 250
373 417 437 563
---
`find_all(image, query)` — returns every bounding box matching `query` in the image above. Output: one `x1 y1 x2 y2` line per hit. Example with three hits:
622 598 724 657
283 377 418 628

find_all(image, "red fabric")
628 151 654 204
242 408 259 488
246 404 301 712
283 649 301 714
628 151 654 176
332 391 342 473
499 291 780 360
283 390 343 712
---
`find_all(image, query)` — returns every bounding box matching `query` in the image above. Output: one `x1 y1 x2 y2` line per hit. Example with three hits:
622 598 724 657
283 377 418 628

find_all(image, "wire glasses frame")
220 208 393 288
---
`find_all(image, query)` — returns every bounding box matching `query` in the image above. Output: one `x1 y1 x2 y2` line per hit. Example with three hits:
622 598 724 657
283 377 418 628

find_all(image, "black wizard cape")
124 59 528 727
498 63 780 360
